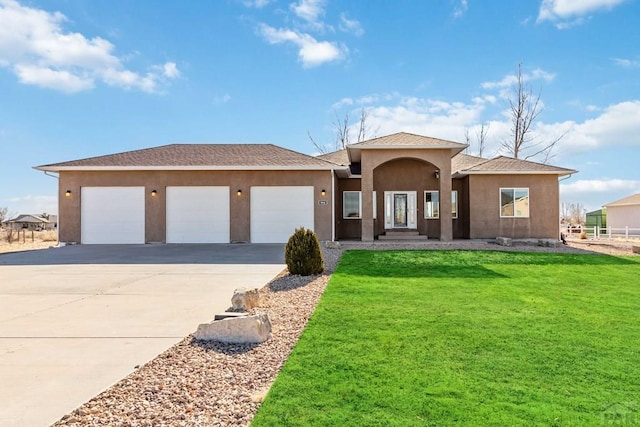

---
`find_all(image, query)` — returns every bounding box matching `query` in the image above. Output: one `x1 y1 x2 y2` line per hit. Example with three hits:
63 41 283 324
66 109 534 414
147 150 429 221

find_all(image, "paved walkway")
0 244 285 427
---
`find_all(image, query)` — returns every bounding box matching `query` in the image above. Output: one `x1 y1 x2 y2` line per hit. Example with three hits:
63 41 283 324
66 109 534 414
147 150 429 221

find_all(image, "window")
424 191 458 219
342 191 377 219
343 191 361 219
500 188 529 217
452 191 458 219
425 191 439 218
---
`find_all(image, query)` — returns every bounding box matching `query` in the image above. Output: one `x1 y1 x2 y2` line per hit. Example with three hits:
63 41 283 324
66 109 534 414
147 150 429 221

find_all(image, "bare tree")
476 122 489 158
561 202 585 224
0 206 10 224
502 63 564 163
308 107 378 154
464 122 489 157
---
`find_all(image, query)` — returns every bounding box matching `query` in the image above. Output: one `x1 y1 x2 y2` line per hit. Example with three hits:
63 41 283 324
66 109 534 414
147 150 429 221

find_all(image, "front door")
384 191 417 229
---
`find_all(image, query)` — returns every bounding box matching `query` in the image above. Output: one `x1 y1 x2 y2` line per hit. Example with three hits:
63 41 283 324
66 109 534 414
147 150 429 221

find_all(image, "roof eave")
34 165 340 172
347 144 469 163
455 170 577 177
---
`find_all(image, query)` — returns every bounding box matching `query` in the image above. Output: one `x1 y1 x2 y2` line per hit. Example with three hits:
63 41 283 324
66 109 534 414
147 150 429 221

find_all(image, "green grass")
251 250 640 427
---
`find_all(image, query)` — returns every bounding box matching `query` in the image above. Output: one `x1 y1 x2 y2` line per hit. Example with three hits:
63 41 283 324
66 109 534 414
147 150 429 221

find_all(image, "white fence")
563 226 640 241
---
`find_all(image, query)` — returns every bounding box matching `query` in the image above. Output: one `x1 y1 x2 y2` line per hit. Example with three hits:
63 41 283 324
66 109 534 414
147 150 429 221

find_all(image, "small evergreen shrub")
285 227 324 276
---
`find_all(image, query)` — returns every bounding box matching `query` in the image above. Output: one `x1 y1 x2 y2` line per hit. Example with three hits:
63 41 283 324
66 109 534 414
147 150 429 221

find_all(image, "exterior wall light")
237 189 242 197
321 189 326 196
151 190 158 197
435 170 440 179
65 190 72 197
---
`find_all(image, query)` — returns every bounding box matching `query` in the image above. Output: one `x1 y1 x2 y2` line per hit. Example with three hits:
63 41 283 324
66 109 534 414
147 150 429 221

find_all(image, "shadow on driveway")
0 243 285 266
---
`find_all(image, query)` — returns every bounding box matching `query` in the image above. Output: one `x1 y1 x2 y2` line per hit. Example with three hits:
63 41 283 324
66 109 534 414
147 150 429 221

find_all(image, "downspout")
42 171 60 246
331 169 336 242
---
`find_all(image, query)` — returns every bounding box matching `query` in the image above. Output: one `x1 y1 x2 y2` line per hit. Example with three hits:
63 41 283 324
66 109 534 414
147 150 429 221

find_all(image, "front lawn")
252 250 640 426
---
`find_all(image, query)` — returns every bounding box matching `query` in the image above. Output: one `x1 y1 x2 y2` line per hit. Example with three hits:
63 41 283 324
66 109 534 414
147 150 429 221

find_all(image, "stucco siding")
58 170 332 244
606 206 640 229
468 174 559 239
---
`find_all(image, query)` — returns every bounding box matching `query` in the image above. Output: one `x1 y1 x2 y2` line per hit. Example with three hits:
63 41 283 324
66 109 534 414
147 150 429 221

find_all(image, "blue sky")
1 0 639 216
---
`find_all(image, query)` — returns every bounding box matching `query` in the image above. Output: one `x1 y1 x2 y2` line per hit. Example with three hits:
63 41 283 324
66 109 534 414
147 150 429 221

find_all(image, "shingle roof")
604 193 640 207
349 132 467 150
451 153 487 173
317 149 349 166
36 144 336 170
456 155 576 175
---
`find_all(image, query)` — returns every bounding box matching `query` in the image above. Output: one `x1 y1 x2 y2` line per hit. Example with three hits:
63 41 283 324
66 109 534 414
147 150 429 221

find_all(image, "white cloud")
538 0 629 28
554 101 640 152
481 67 555 90
339 13 364 36
290 0 325 24
243 0 273 7
13 64 94 92
332 97 353 109
0 0 179 93
453 0 468 18
614 57 640 68
213 94 231 105
331 88 640 163
561 179 640 194
258 24 345 67
162 62 180 78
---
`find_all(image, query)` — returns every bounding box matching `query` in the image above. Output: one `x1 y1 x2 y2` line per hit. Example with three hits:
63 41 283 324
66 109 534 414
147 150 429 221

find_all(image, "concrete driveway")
0 244 285 427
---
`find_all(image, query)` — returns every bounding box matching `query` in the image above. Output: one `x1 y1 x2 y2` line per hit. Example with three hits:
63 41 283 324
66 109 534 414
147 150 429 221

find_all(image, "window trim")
499 187 530 218
423 190 458 219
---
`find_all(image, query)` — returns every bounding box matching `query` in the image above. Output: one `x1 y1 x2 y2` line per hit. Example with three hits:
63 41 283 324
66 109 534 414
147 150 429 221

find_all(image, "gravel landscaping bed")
52 240 635 427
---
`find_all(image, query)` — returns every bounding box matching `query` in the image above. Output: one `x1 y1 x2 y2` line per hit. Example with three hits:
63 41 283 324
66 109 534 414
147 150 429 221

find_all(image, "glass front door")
384 191 417 229
393 194 408 227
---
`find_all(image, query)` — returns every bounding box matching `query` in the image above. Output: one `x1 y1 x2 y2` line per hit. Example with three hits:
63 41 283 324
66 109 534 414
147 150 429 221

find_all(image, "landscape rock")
231 287 260 311
214 312 248 321
538 239 560 248
632 245 640 254
325 240 342 249
496 237 512 247
194 313 272 343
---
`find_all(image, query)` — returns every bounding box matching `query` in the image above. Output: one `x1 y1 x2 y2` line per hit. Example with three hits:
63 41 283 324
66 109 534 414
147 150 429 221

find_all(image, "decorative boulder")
496 237 512 247
194 313 272 343
632 246 640 254
231 287 260 311
325 240 341 249
538 239 560 248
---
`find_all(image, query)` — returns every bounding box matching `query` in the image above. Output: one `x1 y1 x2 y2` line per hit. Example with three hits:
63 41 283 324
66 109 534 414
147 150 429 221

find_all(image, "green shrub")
285 227 324 276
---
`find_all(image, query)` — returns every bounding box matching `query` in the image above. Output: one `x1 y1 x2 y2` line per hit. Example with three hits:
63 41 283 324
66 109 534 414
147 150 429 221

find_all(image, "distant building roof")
603 193 640 207
4 214 51 224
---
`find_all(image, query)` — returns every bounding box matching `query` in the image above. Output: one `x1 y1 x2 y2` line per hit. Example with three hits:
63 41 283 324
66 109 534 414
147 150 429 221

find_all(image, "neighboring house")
34 132 576 245
602 193 640 230
3 214 56 231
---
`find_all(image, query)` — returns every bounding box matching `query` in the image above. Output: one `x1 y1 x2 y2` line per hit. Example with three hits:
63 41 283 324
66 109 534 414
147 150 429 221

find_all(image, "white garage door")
81 187 145 244
166 186 230 243
251 186 314 243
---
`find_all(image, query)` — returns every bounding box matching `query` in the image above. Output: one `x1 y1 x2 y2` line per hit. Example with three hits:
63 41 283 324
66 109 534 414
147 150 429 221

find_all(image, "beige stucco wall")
360 149 454 241
58 170 333 243
468 174 560 239
606 205 640 229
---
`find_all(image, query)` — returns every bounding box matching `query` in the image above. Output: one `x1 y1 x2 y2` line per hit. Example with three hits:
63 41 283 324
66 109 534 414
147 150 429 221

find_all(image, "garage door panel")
81 187 145 244
166 186 229 243
251 186 314 243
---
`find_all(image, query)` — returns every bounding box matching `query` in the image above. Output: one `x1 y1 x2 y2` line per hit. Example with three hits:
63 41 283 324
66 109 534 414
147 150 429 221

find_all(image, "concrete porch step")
378 234 428 241
383 230 420 237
